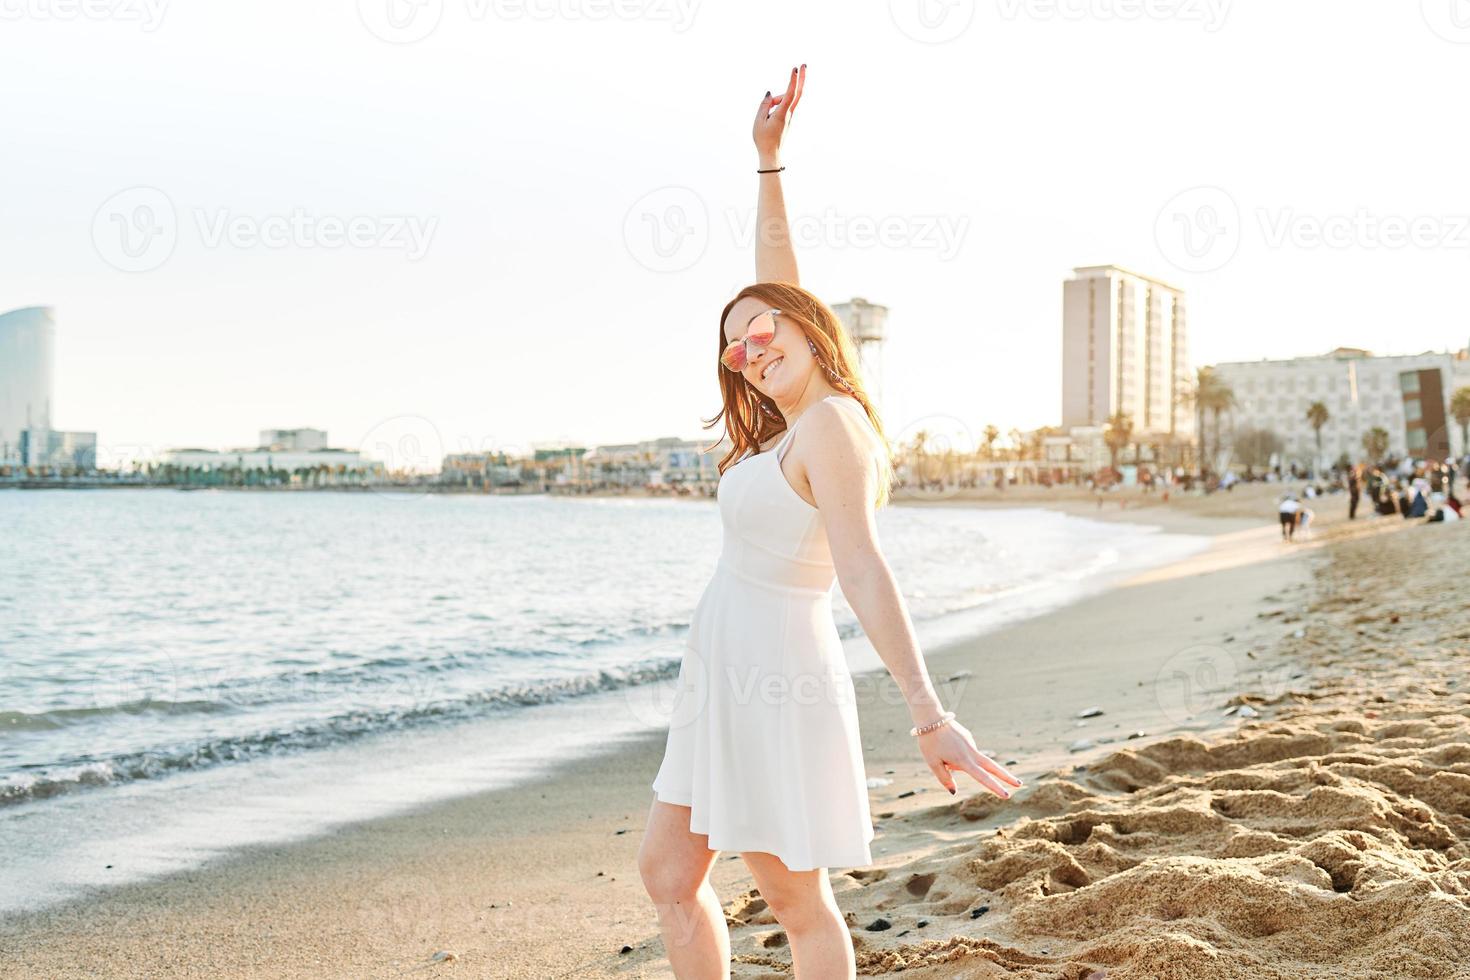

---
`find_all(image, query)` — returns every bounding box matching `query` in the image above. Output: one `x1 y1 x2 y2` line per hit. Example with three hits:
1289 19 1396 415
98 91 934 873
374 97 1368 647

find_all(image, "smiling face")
721 297 816 400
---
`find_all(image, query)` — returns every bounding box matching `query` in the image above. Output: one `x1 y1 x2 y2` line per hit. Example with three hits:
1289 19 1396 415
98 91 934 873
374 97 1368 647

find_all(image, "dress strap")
775 395 863 462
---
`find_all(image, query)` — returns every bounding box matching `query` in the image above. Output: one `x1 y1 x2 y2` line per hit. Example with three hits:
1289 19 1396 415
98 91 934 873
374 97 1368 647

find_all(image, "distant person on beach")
1297 502 1315 539
1279 494 1301 541
1347 466 1361 520
640 65 1022 979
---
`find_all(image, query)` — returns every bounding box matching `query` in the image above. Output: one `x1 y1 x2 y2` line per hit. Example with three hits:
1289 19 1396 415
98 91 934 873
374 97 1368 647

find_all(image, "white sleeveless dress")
651 394 876 872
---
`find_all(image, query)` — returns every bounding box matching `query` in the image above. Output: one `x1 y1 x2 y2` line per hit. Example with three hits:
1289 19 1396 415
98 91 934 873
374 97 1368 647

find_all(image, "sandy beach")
3 484 1466 979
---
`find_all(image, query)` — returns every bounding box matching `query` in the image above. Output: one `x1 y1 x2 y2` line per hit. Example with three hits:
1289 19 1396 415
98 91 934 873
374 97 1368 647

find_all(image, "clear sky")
3 1 1467 465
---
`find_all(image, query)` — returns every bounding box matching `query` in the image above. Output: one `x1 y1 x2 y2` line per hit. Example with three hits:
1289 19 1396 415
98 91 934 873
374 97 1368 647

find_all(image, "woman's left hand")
753 64 805 160
917 717 1023 800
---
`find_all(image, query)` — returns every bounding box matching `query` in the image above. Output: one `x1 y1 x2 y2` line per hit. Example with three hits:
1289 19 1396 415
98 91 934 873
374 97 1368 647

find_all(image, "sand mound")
723 523 1470 979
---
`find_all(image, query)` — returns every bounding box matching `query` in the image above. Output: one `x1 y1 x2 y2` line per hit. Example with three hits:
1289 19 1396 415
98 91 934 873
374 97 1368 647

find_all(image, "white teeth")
762 357 783 381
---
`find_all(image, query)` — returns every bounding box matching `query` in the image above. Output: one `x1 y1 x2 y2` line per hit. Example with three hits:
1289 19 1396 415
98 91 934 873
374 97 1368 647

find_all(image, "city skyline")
5 6 1469 457
7 297 1470 470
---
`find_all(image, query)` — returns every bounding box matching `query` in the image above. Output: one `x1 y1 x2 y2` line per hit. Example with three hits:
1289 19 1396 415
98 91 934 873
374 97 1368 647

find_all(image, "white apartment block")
1062 265 1191 438
1212 348 1470 466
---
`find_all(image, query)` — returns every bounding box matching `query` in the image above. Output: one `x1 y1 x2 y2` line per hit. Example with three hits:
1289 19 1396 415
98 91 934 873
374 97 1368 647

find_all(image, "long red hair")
702 281 893 508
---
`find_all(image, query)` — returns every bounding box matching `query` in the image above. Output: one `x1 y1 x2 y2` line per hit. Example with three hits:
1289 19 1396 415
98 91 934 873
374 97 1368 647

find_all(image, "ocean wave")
0 657 684 808
0 699 233 732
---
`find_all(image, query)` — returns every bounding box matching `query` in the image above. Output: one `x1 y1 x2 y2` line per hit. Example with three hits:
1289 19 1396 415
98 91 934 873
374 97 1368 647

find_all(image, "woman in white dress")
637 64 1022 978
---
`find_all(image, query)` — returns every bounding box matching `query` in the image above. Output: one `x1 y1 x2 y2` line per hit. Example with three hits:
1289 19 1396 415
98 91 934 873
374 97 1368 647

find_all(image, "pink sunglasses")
721 308 782 373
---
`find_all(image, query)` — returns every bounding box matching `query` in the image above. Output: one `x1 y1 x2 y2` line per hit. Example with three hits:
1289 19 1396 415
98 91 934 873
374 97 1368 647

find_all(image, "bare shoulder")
798 397 882 459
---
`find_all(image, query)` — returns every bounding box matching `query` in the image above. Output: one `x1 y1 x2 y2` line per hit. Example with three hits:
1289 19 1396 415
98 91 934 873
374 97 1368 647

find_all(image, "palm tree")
983 425 1000 460
1362 427 1389 463
1104 412 1134 474
1306 401 1330 476
1451 386 1470 454
1191 367 1236 475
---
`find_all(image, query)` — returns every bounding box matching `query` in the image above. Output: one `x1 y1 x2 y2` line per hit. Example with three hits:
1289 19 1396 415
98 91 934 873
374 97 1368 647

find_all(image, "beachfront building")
1062 266 1192 440
579 437 723 493
441 452 526 489
158 439 386 484
0 306 98 470
259 428 328 452
831 297 888 409
1211 347 1470 469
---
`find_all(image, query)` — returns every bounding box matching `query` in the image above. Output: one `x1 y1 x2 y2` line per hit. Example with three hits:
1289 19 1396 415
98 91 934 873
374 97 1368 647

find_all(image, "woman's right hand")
753 64 805 165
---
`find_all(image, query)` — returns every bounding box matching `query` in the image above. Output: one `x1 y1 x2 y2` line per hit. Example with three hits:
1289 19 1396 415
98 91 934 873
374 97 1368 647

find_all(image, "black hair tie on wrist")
757 166 785 174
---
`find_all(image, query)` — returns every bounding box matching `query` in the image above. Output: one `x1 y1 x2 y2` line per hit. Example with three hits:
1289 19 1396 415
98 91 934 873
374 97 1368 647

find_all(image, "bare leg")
638 798 730 978
741 851 854 979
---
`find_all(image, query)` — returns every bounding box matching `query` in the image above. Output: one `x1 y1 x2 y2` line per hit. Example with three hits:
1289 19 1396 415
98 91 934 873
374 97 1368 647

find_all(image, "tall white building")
0 306 97 468
1212 347 1470 466
1062 265 1191 438
0 306 54 465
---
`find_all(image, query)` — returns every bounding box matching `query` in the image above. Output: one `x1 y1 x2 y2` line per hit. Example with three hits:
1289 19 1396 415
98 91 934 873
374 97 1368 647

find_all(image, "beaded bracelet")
909 710 955 737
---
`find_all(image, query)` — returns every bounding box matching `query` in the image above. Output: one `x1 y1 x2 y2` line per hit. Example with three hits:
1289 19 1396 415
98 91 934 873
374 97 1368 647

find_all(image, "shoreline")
0 491 1346 979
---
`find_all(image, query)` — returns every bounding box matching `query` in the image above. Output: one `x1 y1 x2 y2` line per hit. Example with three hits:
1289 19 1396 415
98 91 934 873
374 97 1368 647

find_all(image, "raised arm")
751 64 805 284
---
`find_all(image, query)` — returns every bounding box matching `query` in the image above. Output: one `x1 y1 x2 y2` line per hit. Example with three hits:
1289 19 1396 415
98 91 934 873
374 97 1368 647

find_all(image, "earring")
759 399 781 420
807 337 854 392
